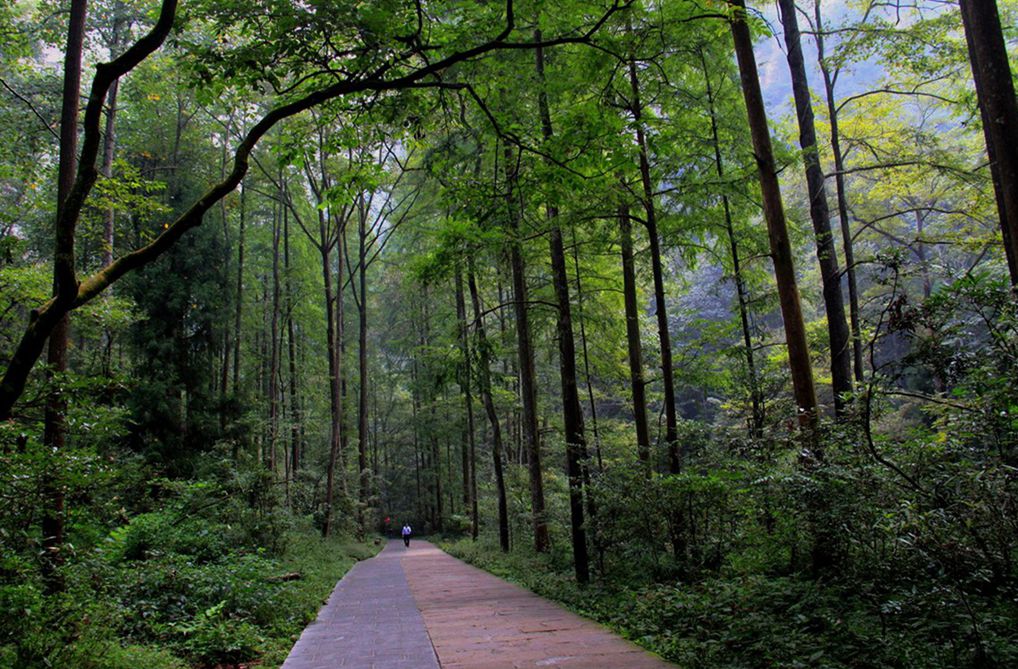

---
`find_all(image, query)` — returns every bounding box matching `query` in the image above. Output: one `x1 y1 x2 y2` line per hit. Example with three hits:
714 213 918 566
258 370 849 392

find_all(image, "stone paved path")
281 540 440 669
282 540 676 669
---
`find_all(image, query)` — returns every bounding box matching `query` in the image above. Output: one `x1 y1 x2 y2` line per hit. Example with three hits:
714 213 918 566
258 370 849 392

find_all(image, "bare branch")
0 77 58 140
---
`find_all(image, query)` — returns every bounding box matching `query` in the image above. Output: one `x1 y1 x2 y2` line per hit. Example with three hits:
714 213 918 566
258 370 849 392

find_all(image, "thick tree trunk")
959 0 1018 286
814 0 864 382
51 0 87 305
41 0 88 593
468 263 510 552
628 57 680 473
619 204 652 462
777 0 853 415
730 0 818 429
735 0 831 574
701 48 764 438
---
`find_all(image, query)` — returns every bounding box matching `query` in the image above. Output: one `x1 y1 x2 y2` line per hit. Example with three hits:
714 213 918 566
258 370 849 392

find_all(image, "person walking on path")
402 523 412 548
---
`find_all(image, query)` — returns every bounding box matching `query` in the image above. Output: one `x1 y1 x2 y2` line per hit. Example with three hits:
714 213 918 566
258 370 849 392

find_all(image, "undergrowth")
0 459 381 669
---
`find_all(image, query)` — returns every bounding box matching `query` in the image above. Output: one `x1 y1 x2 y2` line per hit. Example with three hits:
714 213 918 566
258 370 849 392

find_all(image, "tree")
698 43 764 437
625 45 681 472
728 0 818 429
811 0 865 382
454 268 479 539
504 142 550 553
468 261 510 552
619 203 652 461
280 118 352 536
776 0 853 414
959 0 1018 287
536 36 589 582
39 0 88 592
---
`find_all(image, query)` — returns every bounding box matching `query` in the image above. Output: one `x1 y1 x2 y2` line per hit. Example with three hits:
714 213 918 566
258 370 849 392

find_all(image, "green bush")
99 644 187 669
172 600 264 665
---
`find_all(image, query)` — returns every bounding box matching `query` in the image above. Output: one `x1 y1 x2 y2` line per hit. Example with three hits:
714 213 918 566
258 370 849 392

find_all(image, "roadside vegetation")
1 448 379 668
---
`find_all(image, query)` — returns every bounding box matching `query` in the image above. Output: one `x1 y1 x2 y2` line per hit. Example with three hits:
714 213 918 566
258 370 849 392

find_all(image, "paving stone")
281 540 676 669
403 543 676 669
280 541 440 669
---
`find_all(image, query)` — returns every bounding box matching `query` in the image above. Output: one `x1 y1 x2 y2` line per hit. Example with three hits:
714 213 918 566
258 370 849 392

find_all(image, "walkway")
281 540 439 669
282 540 675 669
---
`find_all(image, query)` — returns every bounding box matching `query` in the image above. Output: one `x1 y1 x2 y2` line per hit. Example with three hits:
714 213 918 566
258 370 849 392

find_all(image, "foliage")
0 434 379 668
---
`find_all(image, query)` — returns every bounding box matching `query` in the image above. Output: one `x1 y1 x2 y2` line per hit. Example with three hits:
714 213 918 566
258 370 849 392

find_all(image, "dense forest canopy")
2 0 1017 667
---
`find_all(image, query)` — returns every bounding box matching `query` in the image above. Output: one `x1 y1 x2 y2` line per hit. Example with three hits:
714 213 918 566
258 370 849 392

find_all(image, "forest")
1 0 1017 667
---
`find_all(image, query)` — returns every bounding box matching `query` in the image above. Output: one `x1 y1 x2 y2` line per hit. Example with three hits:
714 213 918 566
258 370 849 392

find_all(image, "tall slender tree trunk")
411 351 424 521
570 228 602 470
716 150 763 436
268 193 282 472
733 0 831 575
100 77 120 268
959 0 1018 286
321 215 343 537
337 236 349 497
41 0 88 593
455 269 479 540
619 204 652 462
495 276 520 464
357 197 370 530
420 289 443 531
504 145 550 553
468 262 510 552
701 47 764 438
814 0 864 382
627 57 680 473
100 5 124 269
218 117 233 420
232 183 246 396
284 196 300 478
570 226 602 562
549 222 591 582
777 0 852 415
536 37 588 582
729 0 818 429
